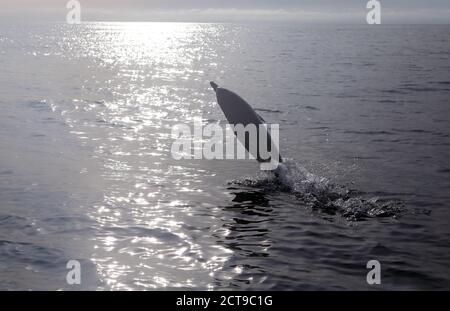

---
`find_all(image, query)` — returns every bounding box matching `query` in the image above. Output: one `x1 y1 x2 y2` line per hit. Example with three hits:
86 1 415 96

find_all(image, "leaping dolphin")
210 81 285 177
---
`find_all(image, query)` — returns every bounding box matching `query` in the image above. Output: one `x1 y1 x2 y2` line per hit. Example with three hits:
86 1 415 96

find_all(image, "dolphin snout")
210 81 218 91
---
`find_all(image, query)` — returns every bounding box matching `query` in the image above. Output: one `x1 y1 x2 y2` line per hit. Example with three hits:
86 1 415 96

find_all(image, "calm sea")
1 22 449 290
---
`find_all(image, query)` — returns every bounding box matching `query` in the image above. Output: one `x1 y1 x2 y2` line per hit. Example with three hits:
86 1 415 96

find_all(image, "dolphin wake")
230 160 405 221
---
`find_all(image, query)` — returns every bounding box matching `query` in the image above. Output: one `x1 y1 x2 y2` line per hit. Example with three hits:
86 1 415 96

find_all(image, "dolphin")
210 81 286 178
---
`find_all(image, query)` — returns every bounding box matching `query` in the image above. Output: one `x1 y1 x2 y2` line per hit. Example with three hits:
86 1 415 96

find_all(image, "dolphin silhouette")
210 81 284 175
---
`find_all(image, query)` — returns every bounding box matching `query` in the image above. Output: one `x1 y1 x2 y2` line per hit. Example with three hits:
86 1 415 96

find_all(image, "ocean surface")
1 22 450 290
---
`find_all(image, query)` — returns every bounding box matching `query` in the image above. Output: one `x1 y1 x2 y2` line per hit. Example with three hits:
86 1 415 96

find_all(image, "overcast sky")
3 0 450 23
